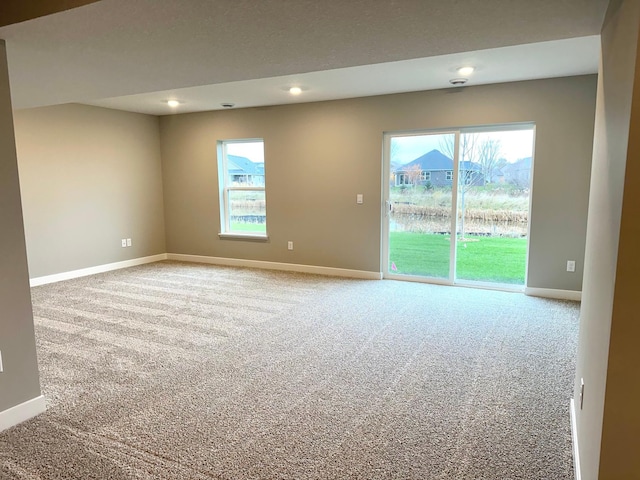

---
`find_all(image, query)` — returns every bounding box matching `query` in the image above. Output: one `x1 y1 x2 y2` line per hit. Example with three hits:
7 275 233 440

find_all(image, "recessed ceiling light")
166 100 181 107
289 87 302 95
457 66 475 76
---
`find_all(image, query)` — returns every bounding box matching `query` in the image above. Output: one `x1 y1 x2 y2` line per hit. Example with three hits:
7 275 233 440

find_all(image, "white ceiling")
0 0 608 115
86 37 600 115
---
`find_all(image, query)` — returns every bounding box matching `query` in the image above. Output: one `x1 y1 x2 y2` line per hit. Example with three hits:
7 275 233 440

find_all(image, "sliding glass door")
385 132 457 282
383 125 534 288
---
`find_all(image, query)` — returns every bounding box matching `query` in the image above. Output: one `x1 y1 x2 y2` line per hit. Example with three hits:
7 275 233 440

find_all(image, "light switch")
356 194 363 204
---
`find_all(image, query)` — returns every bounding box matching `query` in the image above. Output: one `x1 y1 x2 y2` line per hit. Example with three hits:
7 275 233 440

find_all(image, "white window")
396 173 410 185
217 139 266 237
463 170 476 185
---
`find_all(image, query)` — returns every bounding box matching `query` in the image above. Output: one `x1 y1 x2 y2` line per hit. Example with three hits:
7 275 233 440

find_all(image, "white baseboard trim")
524 287 582 301
0 395 46 433
570 398 582 480
30 254 168 287
166 253 383 280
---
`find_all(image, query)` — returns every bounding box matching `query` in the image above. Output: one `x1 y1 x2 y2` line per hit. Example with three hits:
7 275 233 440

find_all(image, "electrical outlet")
121 239 127 248
0 350 3 373
356 193 363 204
287 241 293 251
126 238 132 247
567 260 576 272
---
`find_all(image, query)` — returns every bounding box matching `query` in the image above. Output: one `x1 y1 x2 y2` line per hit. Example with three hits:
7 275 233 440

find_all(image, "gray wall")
160 76 596 291
14 104 166 279
0 40 41 413
574 0 640 478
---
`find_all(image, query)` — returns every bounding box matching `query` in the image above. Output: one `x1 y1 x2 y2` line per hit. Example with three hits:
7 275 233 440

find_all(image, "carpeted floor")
0 261 579 479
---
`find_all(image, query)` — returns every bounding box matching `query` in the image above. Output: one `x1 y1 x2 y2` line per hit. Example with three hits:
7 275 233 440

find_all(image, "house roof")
228 155 264 176
397 149 483 173
503 156 533 173
398 149 453 172
460 161 482 172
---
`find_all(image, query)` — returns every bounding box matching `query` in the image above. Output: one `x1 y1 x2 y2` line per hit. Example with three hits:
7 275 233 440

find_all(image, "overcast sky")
227 128 534 166
226 141 265 163
391 129 535 165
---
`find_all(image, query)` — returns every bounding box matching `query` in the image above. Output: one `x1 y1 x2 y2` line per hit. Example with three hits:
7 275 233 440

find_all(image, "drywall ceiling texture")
14 104 167 279
160 75 596 292
574 0 640 478
0 0 609 110
0 40 41 413
87 36 600 115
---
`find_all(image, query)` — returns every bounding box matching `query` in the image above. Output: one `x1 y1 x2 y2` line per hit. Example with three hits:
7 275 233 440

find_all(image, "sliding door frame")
382 129 460 285
382 123 535 290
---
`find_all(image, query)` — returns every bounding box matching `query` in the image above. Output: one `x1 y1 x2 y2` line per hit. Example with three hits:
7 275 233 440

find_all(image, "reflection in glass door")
383 125 535 288
385 132 458 282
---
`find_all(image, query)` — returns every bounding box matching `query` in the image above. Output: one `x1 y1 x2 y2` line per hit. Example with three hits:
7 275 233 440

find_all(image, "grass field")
389 232 527 284
230 222 267 233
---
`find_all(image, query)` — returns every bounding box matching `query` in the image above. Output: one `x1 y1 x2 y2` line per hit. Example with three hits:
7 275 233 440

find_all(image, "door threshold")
453 280 524 293
383 274 524 293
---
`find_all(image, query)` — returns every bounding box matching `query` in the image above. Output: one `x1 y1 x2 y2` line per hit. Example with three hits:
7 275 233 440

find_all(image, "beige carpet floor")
0 261 579 479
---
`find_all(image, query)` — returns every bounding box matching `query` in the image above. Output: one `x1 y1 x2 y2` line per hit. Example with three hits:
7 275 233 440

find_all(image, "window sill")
218 232 269 242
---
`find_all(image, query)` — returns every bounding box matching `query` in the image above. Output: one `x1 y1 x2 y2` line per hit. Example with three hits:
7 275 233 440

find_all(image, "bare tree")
390 138 401 162
439 134 478 165
389 139 402 188
440 134 482 239
477 138 502 184
405 164 422 187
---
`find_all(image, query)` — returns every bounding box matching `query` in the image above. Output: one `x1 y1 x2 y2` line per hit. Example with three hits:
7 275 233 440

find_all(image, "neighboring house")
502 157 532 187
228 154 265 186
490 168 505 184
395 149 484 187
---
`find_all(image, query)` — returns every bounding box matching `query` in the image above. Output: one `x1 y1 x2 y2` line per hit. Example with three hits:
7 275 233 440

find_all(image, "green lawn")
230 222 266 233
389 232 526 284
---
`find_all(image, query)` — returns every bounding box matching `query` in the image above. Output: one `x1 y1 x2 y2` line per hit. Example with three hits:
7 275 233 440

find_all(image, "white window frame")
396 173 410 186
217 139 268 240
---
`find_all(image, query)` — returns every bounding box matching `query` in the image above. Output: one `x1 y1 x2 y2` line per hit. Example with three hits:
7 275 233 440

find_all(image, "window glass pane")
456 128 534 285
228 190 266 233
219 139 266 235
225 141 265 186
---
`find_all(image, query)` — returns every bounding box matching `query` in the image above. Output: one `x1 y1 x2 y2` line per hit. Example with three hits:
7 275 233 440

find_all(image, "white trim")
381 133 392 277
218 232 269 241
29 254 168 287
570 398 582 480
167 253 382 280
524 287 582 301
0 395 46 433
385 274 525 294
385 273 452 286
450 131 460 284
454 280 524 293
